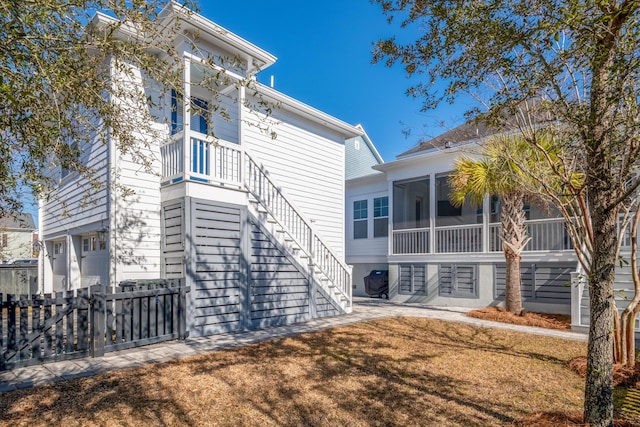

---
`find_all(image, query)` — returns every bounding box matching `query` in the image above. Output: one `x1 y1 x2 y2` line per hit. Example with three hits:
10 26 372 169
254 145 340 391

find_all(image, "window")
1 234 7 247
191 97 209 134
53 242 65 255
172 90 209 135
353 200 368 239
171 89 183 135
373 197 389 238
83 236 105 252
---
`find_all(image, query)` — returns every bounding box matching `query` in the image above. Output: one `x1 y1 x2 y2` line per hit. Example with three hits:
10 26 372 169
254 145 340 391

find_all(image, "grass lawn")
0 317 588 426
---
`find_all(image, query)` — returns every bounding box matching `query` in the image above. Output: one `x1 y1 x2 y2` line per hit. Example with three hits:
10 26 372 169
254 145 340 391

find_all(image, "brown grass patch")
513 411 637 426
568 356 640 388
0 317 589 426
467 306 572 330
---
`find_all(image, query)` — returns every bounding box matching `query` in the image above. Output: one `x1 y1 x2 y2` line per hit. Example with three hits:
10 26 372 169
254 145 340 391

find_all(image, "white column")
387 179 394 256
429 174 436 254
238 84 245 181
482 194 490 252
183 56 191 174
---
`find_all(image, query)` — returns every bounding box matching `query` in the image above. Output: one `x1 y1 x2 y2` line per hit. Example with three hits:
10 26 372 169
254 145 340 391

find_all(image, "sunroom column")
183 56 191 176
482 194 490 252
429 173 436 254
388 179 394 256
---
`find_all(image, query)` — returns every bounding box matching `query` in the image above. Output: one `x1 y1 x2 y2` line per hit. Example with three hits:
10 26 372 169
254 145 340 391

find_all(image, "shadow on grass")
0 317 586 426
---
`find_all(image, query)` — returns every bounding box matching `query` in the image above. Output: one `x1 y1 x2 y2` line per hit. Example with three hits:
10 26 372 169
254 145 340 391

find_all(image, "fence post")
178 281 189 340
570 272 584 328
6 294 16 353
90 284 106 358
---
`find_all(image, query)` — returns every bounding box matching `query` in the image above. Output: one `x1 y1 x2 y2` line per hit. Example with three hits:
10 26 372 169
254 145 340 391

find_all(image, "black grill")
364 270 389 299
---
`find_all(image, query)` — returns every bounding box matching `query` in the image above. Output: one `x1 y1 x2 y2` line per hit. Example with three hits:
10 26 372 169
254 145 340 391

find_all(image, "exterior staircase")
243 152 352 315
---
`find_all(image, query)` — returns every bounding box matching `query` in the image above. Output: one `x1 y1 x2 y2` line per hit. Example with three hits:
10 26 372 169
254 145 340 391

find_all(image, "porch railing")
490 218 571 252
524 218 572 251
392 228 429 254
435 224 483 253
393 218 573 255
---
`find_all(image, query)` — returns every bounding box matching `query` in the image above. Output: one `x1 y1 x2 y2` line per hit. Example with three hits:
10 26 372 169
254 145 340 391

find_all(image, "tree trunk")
504 251 523 315
500 192 526 315
583 191 618 426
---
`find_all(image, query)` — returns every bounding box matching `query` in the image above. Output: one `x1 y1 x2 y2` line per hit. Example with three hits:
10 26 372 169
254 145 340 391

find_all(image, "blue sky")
198 0 472 161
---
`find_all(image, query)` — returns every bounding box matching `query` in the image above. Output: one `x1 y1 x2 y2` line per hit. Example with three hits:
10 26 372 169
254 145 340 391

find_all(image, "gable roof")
397 104 555 159
0 213 36 231
397 120 496 158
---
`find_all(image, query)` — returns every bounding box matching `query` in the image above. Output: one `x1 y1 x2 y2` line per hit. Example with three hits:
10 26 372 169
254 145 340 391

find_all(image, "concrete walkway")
0 298 586 394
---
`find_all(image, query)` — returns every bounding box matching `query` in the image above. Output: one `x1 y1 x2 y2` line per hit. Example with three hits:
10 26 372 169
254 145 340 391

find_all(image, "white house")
346 119 638 332
0 213 37 262
40 3 360 336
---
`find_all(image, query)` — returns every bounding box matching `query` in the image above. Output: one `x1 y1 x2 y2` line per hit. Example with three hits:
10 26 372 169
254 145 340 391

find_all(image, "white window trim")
348 192 390 241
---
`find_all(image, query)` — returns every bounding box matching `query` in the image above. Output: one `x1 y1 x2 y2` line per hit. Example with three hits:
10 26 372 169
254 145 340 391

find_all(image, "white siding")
243 104 346 257
41 135 109 237
345 175 389 261
110 69 164 284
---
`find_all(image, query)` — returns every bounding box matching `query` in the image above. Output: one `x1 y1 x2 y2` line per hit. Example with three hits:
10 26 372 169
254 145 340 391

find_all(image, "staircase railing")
244 153 351 304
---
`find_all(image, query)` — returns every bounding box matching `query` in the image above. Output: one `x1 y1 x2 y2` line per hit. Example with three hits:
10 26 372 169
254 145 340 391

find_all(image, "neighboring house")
346 120 634 332
0 213 37 262
40 4 360 337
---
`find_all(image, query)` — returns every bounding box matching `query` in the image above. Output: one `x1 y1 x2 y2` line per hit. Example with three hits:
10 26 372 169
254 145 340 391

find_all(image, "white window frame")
353 199 368 239
373 196 389 238
53 241 65 255
349 192 390 241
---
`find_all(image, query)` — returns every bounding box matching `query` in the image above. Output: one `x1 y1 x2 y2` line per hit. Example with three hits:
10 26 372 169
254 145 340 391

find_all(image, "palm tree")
449 135 534 315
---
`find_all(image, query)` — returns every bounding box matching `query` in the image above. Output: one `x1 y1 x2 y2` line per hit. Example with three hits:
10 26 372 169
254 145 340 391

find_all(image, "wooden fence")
0 279 189 371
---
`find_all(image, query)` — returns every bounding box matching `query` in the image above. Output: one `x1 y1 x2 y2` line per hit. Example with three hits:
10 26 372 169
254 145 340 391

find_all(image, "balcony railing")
160 131 242 186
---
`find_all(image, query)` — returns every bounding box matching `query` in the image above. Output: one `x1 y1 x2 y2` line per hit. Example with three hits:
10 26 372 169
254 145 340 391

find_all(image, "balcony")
160 130 243 187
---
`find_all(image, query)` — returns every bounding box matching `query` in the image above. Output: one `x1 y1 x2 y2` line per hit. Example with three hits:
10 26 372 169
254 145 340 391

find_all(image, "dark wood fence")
0 279 188 371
